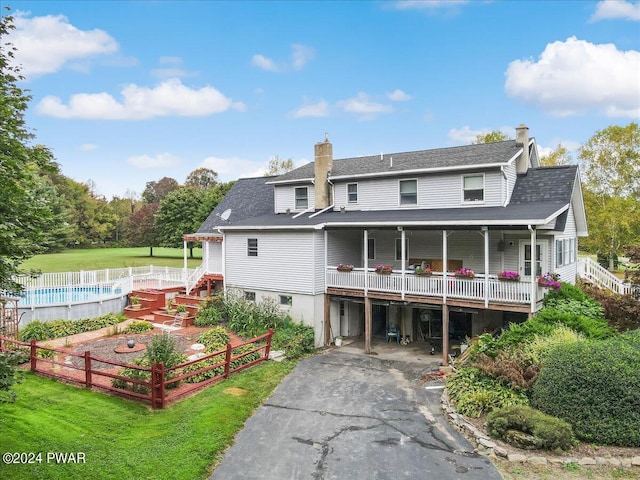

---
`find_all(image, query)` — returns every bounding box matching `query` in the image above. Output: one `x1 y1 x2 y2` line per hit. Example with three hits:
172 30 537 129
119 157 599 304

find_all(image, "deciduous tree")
185 167 218 190
473 131 509 144
142 176 179 204
265 155 294 175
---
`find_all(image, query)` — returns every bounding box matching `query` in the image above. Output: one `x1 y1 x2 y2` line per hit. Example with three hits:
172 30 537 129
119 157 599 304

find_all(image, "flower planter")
376 270 392 275
337 267 353 272
498 276 520 282
415 271 432 276
455 274 475 279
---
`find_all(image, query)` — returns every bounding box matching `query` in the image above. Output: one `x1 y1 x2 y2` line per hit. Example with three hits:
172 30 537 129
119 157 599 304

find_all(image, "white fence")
327 268 541 306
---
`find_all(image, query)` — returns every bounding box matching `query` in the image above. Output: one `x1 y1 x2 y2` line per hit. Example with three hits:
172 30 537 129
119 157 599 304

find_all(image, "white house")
186 124 588 365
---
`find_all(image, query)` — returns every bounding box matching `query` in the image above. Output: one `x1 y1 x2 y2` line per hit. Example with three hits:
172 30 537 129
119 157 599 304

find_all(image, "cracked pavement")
210 350 501 480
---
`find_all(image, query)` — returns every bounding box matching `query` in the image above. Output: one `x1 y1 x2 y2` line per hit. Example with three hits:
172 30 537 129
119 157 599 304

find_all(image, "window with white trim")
295 187 308 209
555 238 576 267
399 179 417 205
462 174 484 202
347 183 358 203
395 238 409 261
247 238 258 257
279 295 292 306
367 238 376 260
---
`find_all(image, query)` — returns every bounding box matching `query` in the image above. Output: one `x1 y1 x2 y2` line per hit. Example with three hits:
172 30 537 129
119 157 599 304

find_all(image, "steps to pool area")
124 289 207 327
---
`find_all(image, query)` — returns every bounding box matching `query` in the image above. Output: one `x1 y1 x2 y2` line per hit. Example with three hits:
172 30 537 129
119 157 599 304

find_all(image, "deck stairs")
577 257 633 295
124 290 207 327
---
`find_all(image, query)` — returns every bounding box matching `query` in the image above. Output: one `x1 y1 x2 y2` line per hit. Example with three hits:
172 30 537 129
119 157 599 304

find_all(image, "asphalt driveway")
211 350 501 480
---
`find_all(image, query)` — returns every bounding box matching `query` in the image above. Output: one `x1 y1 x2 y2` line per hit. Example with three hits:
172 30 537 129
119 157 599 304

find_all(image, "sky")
2 0 639 200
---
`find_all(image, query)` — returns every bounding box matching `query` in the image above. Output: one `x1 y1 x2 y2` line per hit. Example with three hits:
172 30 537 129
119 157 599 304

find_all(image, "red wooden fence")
0 329 274 409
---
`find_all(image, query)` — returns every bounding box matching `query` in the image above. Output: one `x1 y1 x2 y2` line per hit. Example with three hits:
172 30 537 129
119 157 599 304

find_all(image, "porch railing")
327 268 541 306
577 257 631 295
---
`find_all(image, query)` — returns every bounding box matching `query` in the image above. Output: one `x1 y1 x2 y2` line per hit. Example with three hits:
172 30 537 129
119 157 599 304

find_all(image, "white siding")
274 184 315 213
225 231 316 294
504 163 517 204
313 231 325 294
206 241 222 273
332 170 504 211
552 206 578 284
327 230 362 266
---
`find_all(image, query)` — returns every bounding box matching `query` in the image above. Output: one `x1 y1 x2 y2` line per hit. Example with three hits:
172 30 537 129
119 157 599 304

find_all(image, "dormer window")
295 187 308 209
399 179 417 205
462 174 484 203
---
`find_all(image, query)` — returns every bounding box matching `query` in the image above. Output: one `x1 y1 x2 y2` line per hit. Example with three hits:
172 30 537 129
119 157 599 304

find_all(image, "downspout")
501 166 508 207
528 224 536 314
221 231 226 296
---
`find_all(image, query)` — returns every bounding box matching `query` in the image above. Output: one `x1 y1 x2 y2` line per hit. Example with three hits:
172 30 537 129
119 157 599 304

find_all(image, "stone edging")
440 388 640 468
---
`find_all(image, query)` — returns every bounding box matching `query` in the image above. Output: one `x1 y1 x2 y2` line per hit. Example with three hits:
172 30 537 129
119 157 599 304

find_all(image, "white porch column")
442 230 448 303
183 239 188 292
483 227 489 308
529 225 537 313
364 229 369 295
401 227 406 300
324 230 328 293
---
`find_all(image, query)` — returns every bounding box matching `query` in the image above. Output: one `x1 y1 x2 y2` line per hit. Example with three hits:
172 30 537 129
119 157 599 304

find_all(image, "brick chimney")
314 133 333 209
515 124 529 174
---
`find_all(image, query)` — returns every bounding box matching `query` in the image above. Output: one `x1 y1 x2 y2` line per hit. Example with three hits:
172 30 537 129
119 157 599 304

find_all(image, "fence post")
151 362 165 409
224 343 232 378
84 351 92 389
264 328 274 360
30 339 37 371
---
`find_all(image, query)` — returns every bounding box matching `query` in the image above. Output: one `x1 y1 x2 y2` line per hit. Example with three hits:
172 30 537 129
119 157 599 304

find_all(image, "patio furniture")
387 324 401 344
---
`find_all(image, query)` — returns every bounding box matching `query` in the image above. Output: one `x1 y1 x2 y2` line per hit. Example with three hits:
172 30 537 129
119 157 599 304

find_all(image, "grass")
19 247 203 273
0 361 295 480
494 459 640 480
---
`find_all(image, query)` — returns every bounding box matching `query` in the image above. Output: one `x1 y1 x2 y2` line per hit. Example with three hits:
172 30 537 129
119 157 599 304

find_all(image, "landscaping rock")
478 438 496 449
503 429 538 450
507 453 527 463
579 457 596 465
621 458 632 468
632 456 640 466
608 458 621 467
595 456 609 465
528 456 548 466
493 446 508 458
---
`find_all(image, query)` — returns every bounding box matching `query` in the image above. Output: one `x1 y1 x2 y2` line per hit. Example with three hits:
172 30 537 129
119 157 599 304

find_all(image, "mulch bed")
35 325 255 405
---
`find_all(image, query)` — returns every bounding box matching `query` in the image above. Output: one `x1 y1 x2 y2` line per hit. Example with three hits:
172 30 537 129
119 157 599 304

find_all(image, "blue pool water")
20 286 122 305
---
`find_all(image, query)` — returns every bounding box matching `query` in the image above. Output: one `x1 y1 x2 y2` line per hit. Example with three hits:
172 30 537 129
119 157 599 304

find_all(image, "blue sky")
4 0 639 199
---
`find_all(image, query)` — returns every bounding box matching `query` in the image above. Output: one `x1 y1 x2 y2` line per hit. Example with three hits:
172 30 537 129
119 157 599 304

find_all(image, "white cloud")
505 37 640 118
336 92 393 120
393 0 469 10
78 143 98 151
591 0 640 22
200 156 265 178
151 56 195 78
251 44 315 72
387 89 412 101
251 54 279 72
291 44 316 70
36 78 246 120
128 153 182 169
291 99 329 118
5 12 118 78
448 125 512 144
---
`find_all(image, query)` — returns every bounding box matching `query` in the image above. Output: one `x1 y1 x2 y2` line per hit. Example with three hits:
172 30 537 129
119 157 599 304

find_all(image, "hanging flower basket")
537 273 561 290
498 271 520 281
414 266 432 276
454 267 475 279
337 264 354 272
375 265 393 275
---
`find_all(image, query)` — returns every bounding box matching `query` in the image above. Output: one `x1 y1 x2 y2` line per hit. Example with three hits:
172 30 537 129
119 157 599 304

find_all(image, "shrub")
495 319 556 350
522 324 584 366
122 321 153 334
197 326 230 352
531 330 640 447
582 284 640 332
19 314 124 342
112 357 151 394
487 406 573 451
145 333 186 369
194 305 223 327
182 344 260 384
0 351 25 403
19 321 53 341
543 282 591 305
446 367 529 418
472 349 539 390
272 322 315 359
534 308 613 339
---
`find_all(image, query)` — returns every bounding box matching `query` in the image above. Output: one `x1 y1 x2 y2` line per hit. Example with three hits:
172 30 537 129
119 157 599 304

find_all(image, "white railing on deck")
578 257 631 295
327 267 541 305
185 262 209 294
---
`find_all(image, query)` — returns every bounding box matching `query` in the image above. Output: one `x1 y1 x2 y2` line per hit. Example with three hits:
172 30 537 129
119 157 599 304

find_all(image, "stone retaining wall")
441 389 640 468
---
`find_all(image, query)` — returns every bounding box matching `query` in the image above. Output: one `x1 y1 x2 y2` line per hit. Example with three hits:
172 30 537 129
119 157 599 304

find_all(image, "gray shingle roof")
510 165 578 205
271 140 523 183
196 176 274 234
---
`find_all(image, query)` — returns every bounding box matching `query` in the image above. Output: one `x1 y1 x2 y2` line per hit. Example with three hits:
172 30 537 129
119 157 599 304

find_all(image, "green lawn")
1 361 295 480
20 247 203 273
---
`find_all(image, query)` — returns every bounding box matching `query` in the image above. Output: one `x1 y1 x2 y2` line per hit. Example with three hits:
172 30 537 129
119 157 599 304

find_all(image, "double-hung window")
347 183 358 203
367 238 376 260
395 238 409 261
295 187 308 209
462 174 484 202
555 238 576 267
399 179 417 205
247 238 258 257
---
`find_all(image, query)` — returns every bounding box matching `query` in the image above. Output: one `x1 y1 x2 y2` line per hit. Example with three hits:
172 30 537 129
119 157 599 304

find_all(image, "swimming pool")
20 285 123 306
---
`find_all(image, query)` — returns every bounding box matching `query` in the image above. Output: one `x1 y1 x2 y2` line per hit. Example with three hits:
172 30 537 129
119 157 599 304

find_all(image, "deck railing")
327 267 541 305
577 257 632 295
